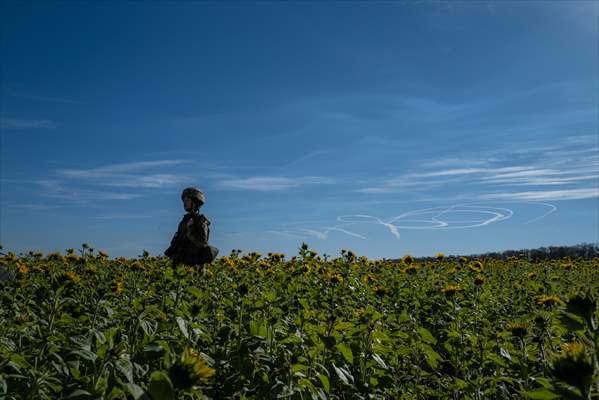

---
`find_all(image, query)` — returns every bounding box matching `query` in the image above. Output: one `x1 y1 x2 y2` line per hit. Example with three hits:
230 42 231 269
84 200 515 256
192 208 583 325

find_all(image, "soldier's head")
181 187 205 213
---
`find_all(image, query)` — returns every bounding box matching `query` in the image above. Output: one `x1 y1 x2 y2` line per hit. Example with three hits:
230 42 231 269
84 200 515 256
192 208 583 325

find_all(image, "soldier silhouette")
165 187 219 266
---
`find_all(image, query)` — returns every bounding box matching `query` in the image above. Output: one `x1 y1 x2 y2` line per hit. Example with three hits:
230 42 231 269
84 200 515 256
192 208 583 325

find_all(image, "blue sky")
1 1 598 258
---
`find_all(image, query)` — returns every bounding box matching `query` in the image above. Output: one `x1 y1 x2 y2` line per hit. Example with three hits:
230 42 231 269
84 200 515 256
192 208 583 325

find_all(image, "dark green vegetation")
0 247 598 399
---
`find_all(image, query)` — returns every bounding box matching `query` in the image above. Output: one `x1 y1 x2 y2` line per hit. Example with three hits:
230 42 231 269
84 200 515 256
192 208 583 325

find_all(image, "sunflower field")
0 245 598 400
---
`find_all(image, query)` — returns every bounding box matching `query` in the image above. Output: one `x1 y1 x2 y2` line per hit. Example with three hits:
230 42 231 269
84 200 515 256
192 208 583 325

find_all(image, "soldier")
165 187 219 267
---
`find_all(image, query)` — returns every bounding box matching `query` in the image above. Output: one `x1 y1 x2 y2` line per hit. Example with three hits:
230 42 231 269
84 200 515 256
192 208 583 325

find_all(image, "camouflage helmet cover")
181 187 205 205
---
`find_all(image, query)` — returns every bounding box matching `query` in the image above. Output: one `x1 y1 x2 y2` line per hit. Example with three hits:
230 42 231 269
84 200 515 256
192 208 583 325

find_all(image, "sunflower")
506 321 528 338
566 294 596 326
536 295 563 307
403 265 418 275
64 271 81 284
17 262 29 274
440 284 461 296
65 253 81 263
327 272 343 284
169 348 215 390
552 342 594 397
84 266 97 275
468 260 483 273
112 279 124 295
46 252 63 262
402 255 414 265
562 262 574 270
373 284 387 297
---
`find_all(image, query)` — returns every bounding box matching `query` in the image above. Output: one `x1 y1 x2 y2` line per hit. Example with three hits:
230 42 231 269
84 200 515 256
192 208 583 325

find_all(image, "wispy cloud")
356 135 599 199
479 188 599 201
567 0 599 32
270 226 367 240
57 160 193 188
62 160 191 174
36 179 141 202
217 176 334 191
90 215 152 220
422 157 498 168
8 92 83 104
0 118 57 129
61 172 189 188
411 166 535 178
8 203 64 210
4 159 205 208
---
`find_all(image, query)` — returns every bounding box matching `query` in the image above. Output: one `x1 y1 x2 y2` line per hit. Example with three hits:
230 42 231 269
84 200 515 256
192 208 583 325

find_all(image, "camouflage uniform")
165 188 218 266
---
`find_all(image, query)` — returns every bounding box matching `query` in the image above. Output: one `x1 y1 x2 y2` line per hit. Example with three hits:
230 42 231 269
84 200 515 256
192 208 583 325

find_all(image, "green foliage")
0 250 598 399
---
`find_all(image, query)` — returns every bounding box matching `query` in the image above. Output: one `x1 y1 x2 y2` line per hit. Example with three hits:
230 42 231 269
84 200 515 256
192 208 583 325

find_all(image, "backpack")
198 244 219 264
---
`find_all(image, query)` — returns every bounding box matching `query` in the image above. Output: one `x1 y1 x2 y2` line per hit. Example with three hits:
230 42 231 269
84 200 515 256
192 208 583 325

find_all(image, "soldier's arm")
186 215 209 248
197 216 209 243
169 230 180 245
165 218 186 256
165 231 180 256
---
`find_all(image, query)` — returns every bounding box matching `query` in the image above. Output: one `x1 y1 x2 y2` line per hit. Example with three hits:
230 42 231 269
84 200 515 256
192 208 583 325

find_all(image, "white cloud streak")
1 118 57 129
7 203 64 210
56 160 193 188
217 176 334 191
356 135 599 199
35 179 141 204
90 215 153 220
8 93 84 104
270 225 367 241
479 188 599 201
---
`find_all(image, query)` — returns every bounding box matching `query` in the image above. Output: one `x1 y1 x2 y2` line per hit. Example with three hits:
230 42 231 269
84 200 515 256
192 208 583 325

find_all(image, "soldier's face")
183 197 194 212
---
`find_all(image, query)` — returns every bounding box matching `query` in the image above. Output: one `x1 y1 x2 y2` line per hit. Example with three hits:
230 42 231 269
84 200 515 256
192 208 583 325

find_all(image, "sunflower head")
470 260 483 271
237 283 249 296
566 294 596 327
536 295 563 308
17 262 29 275
64 271 81 284
441 284 461 296
373 284 387 297
506 321 528 338
402 255 414 266
169 348 215 390
112 279 124 295
327 272 343 284
402 264 417 275
551 342 594 396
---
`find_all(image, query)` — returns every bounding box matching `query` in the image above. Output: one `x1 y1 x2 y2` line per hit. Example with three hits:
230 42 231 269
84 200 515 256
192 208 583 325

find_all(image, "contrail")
523 202 557 224
270 201 557 241
268 230 309 239
326 227 367 240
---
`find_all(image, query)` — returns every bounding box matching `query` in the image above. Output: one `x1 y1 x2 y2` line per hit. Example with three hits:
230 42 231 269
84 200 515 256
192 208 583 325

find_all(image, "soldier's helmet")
181 187 205 206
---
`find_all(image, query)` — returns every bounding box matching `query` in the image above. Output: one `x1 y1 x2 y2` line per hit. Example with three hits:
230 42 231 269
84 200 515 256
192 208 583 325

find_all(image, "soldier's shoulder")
199 213 211 225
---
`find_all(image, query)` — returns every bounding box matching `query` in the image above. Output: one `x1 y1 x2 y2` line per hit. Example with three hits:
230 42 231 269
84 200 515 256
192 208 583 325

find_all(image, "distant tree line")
417 242 599 262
